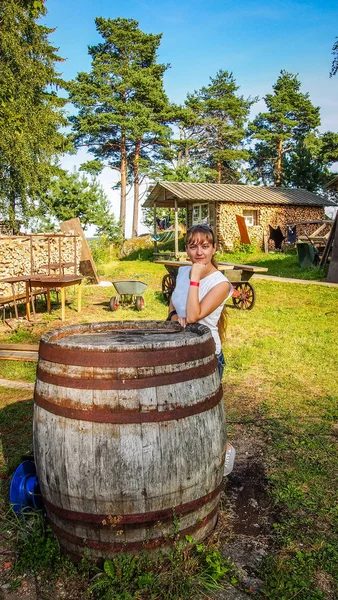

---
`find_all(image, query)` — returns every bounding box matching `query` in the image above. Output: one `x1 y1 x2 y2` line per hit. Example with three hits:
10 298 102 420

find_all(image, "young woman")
167 224 232 379
167 224 236 475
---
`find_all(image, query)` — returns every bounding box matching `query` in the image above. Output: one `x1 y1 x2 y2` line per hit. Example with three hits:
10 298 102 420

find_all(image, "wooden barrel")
33 320 226 562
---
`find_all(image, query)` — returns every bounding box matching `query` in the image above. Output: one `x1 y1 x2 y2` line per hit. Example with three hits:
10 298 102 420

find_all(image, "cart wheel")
135 296 145 311
232 282 256 310
109 296 119 311
162 274 176 304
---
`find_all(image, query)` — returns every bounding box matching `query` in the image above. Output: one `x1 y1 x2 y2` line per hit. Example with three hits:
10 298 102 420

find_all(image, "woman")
167 224 232 380
167 224 235 475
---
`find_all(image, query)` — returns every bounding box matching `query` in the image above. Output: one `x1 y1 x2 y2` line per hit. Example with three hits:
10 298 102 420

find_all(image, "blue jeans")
216 351 226 381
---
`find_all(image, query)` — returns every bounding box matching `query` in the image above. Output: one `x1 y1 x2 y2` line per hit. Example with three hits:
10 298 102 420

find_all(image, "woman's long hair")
185 225 228 345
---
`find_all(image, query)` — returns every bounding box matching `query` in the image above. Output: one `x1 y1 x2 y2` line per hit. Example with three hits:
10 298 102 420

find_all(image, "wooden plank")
235 214 251 245
154 259 268 272
0 343 39 351
320 213 337 268
60 218 100 284
0 349 38 361
327 214 338 283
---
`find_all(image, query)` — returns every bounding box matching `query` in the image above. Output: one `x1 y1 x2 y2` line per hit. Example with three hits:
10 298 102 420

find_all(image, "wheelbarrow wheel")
162 274 176 304
232 282 256 310
135 296 145 311
109 296 119 311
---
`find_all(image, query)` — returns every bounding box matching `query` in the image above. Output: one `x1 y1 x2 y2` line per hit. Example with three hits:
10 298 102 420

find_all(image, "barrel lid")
40 321 212 352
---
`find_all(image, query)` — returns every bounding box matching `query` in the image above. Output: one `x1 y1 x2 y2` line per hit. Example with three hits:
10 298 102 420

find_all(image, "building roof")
143 182 338 208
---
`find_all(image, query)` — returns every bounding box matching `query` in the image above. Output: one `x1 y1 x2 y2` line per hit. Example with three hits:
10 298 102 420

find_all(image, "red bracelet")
190 281 200 287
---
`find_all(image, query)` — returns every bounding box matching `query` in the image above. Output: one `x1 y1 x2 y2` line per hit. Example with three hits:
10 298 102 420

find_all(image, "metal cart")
110 275 149 312
156 261 268 310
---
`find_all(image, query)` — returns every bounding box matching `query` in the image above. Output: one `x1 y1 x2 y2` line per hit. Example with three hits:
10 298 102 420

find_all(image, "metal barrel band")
36 356 218 390
38 337 216 368
43 482 223 526
34 385 223 424
48 504 219 553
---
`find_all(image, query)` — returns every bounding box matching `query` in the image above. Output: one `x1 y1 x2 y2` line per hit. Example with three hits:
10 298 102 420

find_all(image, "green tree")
0 0 69 230
282 140 332 191
248 71 320 186
68 17 171 238
40 169 121 241
185 71 253 183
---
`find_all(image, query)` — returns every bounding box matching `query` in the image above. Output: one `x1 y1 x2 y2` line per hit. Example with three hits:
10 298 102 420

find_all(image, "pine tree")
185 71 253 183
248 71 320 186
68 17 171 238
0 0 68 230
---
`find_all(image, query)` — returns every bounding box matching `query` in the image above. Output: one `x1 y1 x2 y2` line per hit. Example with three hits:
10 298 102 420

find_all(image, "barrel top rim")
40 320 213 351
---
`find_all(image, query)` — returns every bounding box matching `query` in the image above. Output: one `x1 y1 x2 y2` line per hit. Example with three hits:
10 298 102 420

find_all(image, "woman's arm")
186 280 231 323
168 297 187 326
186 263 231 322
167 298 179 322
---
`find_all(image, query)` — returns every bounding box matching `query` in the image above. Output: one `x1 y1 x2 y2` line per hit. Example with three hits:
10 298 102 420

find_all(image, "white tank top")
171 266 233 354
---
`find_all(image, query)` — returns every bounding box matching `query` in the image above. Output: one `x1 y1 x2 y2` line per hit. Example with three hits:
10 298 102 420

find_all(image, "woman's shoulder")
209 269 230 283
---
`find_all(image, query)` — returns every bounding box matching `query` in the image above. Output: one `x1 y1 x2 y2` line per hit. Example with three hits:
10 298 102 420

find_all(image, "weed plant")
2 506 236 599
89 540 235 600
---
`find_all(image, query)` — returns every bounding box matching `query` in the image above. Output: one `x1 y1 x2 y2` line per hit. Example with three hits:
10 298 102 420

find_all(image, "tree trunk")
217 134 222 183
275 139 283 187
132 139 141 238
177 126 183 167
120 131 127 236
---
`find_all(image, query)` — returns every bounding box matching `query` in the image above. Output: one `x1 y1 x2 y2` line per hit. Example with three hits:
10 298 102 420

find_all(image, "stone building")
144 182 337 251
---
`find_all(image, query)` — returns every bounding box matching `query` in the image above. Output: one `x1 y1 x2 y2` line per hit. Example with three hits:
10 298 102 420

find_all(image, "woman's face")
186 235 216 265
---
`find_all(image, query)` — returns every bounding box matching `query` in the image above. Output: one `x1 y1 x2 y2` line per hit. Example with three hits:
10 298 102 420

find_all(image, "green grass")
0 361 37 382
217 247 328 280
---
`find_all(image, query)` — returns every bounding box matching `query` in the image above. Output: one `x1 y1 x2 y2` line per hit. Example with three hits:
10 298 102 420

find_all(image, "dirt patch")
213 428 275 597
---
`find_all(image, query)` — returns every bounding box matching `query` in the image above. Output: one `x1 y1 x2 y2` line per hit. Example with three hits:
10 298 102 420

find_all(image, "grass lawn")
0 259 337 598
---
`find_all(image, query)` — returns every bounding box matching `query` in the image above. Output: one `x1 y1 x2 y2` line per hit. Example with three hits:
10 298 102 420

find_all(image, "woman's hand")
178 316 187 328
190 263 209 282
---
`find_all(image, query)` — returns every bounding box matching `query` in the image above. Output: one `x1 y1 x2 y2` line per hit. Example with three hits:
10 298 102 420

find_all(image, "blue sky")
43 0 338 234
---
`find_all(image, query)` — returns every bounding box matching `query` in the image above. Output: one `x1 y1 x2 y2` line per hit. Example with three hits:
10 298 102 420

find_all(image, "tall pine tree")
185 71 253 183
68 17 171 238
0 0 68 230
248 71 320 187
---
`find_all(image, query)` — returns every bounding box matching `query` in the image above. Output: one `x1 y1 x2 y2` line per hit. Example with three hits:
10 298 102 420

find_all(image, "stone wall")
0 234 82 299
216 202 325 251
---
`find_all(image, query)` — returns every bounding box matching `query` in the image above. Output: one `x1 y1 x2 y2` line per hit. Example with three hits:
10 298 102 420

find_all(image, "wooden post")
77 280 82 313
327 213 338 283
74 236 77 274
174 198 179 258
60 287 66 321
58 236 62 276
47 290 51 313
25 282 30 321
48 237 51 275
30 237 34 273
153 202 157 253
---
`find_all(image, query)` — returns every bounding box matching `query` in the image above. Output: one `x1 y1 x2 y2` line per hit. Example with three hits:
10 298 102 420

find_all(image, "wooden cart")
155 260 268 310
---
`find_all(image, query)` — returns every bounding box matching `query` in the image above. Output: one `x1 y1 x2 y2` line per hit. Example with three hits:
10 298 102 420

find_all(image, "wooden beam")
327 214 338 283
174 198 179 258
153 202 157 253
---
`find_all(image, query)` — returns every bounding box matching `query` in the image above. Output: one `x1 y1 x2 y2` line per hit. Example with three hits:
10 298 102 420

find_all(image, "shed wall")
216 203 325 250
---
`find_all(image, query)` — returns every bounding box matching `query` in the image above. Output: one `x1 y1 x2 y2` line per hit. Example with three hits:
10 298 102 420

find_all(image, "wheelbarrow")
110 275 149 312
159 261 259 310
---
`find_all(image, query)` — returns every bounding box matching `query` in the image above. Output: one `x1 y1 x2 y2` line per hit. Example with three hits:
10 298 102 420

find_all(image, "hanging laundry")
287 225 297 244
268 225 286 249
